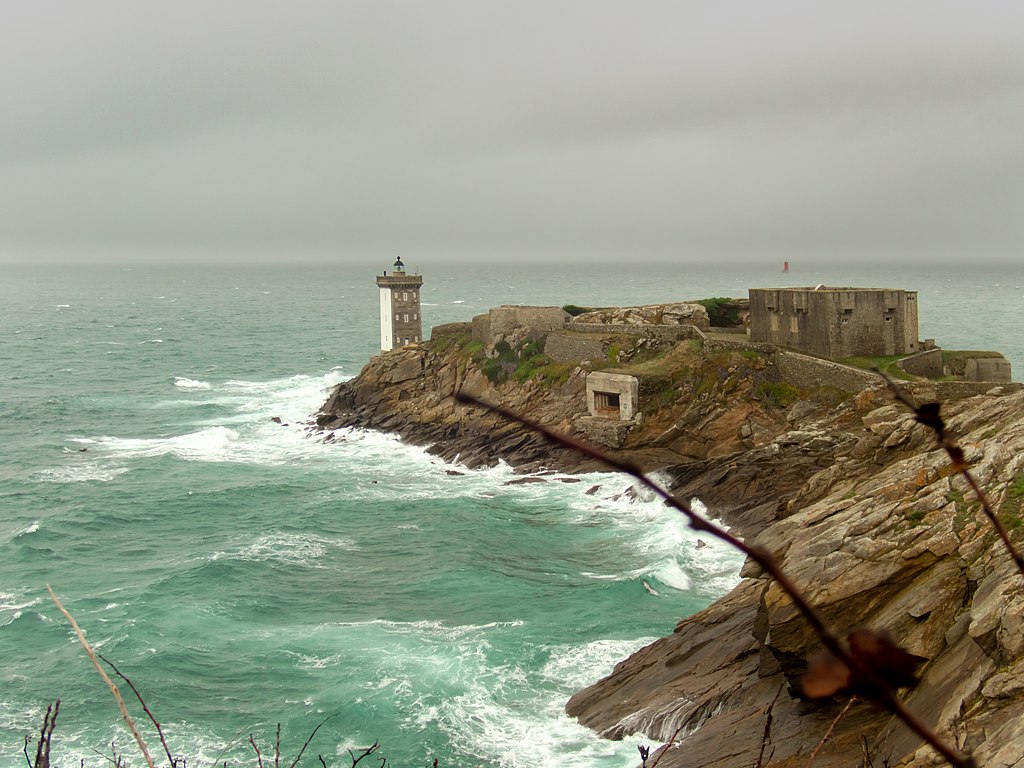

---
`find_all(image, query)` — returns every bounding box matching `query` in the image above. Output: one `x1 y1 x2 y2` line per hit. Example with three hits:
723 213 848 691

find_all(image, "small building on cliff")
749 286 919 360
376 257 424 352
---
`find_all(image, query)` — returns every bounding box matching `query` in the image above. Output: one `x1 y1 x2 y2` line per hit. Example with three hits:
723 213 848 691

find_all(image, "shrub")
754 380 800 409
562 304 594 317
695 297 742 327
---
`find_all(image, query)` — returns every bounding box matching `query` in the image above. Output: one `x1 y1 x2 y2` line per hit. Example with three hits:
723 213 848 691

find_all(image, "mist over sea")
1 259 1020 766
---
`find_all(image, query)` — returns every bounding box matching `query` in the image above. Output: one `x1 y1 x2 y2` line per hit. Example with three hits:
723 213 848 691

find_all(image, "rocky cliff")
317 323 1024 767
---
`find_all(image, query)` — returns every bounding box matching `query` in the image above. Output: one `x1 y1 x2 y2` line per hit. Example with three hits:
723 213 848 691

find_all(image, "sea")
1 259 1021 767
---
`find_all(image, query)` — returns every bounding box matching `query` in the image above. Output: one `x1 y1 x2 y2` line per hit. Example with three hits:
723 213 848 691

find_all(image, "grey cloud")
2 1 1023 261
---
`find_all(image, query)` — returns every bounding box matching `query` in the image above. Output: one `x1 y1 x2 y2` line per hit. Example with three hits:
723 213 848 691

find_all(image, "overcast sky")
2 2 1023 263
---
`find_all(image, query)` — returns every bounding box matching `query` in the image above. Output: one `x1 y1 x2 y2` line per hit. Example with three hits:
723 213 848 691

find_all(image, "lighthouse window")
413 313 417 320
412 292 417 300
403 292 408 301
395 314 399 321
403 314 409 323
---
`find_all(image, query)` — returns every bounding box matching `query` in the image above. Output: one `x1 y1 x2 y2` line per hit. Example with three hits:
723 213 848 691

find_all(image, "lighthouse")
376 257 424 352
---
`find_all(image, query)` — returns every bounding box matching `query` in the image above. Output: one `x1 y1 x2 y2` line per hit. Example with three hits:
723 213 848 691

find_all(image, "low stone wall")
898 348 943 378
772 349 881 393
430 322 471 341
545 332 610 363
902 380 1023 401
966 357 1013 383
568 323 700 342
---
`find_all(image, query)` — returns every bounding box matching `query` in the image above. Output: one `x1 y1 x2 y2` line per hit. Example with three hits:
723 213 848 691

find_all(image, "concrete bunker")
587 371 639 421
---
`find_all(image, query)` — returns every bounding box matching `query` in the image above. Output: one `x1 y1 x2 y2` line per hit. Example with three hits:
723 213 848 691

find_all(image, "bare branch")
100 654 176 767
46 585 156 768
647 722 687 768
806 696 856 768
455 392 975 768
31 700 59 768
347 741 380 767
287 713 340 768
249 735 264 768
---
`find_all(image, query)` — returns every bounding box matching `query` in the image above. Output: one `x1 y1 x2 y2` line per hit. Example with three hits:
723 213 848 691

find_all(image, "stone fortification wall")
749 287 919 359
966 357 1013 383
544 333 610 363
899 348 943 378
471 314 490 344
902 380 1022 401
430 322 472 341
472 306 568 345
772 349 880 392
568 323 700 342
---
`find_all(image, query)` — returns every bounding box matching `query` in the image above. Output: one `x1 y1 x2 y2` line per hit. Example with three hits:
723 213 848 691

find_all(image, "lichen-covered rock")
572 302 710 329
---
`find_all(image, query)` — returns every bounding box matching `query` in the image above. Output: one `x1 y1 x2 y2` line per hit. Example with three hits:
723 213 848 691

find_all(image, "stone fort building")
376 257 424 352
749 287 919 360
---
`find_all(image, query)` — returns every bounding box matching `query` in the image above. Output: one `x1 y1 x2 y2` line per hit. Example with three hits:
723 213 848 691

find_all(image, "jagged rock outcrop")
317 326 1024 767
572 302 710 329
567 390 1024 768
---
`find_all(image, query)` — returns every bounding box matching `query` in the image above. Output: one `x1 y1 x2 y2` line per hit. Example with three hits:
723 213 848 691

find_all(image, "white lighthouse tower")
376 257 424 352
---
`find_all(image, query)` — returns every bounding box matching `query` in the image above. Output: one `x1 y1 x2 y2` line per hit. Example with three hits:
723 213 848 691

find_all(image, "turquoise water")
1 260 1020 767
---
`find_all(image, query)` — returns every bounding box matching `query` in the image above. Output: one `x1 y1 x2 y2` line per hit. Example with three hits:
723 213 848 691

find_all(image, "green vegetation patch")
999 471 1024 531
694 297 742 328
562 304 595 317
754 380 800 409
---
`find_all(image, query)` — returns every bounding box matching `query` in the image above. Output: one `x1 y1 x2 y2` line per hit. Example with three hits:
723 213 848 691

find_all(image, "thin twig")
880 375 1024 579
455 392 975 768
647 721 687 768
806 696 856 768
46 585 156 768
276 723 281 768
348 741 380 767
100 654 176 767
862 734 875 767
31 700 59 768
249 735 264 768
287 713 340 768
206 724 258 768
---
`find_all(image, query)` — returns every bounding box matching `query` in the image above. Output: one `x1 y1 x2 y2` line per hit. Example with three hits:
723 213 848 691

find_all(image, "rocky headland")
316 309 1024 767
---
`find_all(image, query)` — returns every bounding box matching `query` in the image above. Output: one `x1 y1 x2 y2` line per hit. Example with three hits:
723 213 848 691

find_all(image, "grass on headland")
839 354 917 381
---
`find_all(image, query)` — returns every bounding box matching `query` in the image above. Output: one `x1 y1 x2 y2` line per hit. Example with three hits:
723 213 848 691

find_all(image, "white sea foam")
31 464 130 483
540 637 658 690
173 376 212 389
210 532 354 567
565 479 743 596
14 521 40 537
435 645 658 768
